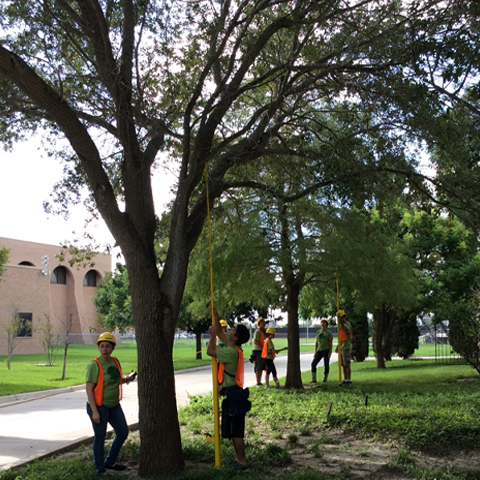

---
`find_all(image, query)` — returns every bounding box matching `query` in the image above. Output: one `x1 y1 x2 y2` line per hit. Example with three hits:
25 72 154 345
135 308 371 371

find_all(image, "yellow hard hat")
337 310 346 317
220 319 228 327
256 317 265 325
96 332 116 346
266 327 276 335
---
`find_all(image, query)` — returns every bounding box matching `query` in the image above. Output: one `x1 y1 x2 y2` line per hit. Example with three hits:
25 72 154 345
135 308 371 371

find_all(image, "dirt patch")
55 429 479 479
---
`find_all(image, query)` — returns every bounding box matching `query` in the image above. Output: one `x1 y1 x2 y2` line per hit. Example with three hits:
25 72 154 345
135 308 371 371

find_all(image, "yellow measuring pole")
205 164 221 468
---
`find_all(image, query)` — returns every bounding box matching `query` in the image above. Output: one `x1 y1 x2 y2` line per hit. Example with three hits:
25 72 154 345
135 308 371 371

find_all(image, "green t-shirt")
216 346 240 389
315 329 333 352
341 321 353 350
86 357 122 408
253 328 265 350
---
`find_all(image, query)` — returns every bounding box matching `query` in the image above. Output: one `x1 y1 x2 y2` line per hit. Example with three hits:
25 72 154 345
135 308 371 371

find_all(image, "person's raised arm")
212 306 228 345
207 307 227 357
207 324 217 357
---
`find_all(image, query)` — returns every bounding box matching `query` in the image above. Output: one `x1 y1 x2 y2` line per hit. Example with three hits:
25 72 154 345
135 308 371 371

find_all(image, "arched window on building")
19 261 35 266
51 266 67 284
83 270 98 287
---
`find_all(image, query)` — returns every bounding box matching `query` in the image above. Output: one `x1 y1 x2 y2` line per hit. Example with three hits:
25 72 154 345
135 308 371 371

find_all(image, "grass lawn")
0 340 209 396
0 337 456 397
2 359 480 480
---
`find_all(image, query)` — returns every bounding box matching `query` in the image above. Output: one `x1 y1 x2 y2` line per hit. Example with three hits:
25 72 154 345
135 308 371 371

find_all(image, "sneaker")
323 374 328 383
230 461 249 471
256 383 263 387
265 385 271 389
275 383 281 389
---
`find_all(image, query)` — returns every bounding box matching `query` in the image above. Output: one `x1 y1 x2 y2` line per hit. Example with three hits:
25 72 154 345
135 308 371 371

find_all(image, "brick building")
0 237 112 355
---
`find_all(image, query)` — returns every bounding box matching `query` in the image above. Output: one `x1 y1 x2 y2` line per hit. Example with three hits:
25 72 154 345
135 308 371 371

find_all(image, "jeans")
311 349 330 375
86 402 129 474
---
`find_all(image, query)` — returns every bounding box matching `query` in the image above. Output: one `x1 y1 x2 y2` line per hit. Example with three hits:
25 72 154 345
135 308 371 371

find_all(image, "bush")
449 310 480 375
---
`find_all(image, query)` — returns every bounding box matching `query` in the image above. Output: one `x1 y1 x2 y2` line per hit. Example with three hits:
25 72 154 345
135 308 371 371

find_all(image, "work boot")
323 373 328 383
311 372 317 383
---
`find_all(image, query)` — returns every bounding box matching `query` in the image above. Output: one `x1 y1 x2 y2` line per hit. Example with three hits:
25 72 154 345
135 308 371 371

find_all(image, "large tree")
0 1 476 477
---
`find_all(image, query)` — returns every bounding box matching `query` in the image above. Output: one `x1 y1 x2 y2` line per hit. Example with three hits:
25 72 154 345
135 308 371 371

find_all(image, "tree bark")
127 263 185 477
285 281 303 388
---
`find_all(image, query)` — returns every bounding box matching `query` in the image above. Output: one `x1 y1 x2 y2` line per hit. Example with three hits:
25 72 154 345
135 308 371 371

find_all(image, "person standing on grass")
311 319 333 383
337 310 353 386
252 317 267 386
207 307 251 471
261 327 287 389
86 332 137 476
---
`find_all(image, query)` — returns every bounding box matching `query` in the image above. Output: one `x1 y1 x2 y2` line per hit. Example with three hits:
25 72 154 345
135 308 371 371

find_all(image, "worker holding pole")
207 306 251 471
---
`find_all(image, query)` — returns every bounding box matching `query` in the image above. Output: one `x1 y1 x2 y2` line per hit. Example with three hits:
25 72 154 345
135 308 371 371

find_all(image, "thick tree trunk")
126 255 185 478
373 306 397 369
136 305 184 478
284 282 303 389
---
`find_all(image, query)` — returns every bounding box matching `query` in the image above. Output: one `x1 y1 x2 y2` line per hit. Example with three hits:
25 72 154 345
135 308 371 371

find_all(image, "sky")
0 138 175 267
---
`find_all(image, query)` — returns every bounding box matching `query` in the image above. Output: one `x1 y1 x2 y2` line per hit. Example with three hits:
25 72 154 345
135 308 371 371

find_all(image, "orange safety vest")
340 323 353 342
255 328 265 348
261 338 275 359
217 347 244 388
93 357 123 406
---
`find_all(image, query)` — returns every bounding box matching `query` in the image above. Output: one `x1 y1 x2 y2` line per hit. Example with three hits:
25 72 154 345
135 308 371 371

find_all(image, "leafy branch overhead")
1 1 479 478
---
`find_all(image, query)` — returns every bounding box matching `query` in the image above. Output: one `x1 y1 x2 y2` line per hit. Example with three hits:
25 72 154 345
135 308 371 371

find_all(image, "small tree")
60 314 77 380
94 265 133 334
350 312 370 363
38 315 60 367
2 308 32 370
448 303 480 375
391 312 420 360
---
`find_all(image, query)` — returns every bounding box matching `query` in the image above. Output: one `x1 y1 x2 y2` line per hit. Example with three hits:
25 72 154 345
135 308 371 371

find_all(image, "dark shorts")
221 397 245 439
264 358 277 377
253 350 265 372
341 348 352 367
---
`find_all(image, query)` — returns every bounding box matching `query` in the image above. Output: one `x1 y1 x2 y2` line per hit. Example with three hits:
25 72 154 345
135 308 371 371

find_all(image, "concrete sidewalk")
0 352 329 471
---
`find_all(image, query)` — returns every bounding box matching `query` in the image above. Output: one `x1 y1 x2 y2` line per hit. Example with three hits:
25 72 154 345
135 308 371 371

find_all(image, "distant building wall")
0 237 112 355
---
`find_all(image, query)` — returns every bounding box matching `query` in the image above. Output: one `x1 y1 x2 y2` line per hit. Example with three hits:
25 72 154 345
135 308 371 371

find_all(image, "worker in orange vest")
86 332 137 475
261 327 287 389
207 307 251 471
252 317 267 386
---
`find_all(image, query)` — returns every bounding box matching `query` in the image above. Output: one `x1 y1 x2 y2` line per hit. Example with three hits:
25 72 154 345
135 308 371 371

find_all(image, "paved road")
0 352 335 471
